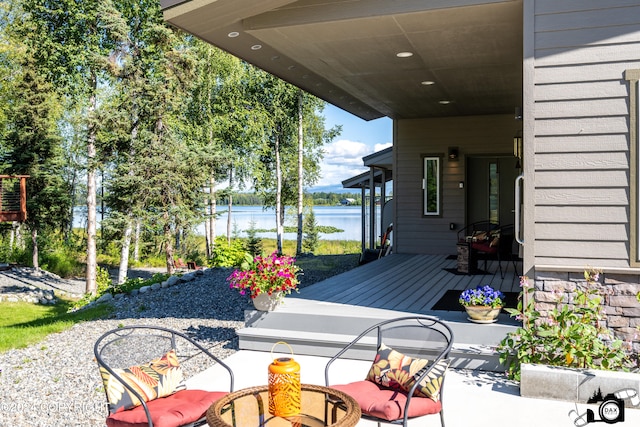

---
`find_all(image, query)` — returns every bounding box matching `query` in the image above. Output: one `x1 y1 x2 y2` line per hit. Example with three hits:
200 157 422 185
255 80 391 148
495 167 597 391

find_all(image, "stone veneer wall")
534 271 640 354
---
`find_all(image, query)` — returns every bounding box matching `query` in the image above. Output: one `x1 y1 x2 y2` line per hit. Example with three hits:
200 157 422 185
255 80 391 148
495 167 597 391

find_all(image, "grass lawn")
0 299 112 352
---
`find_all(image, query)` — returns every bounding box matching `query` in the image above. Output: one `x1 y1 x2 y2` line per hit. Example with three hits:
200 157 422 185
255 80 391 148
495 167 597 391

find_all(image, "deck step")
237 302 519 372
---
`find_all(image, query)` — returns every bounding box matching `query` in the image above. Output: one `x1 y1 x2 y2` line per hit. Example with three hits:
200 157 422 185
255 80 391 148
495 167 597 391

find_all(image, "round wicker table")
207 384 361 427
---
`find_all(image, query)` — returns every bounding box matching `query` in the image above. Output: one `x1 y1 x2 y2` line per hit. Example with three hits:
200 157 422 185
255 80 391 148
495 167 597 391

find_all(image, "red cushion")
106 389 226 427
471 242 497 254
331 381 441 421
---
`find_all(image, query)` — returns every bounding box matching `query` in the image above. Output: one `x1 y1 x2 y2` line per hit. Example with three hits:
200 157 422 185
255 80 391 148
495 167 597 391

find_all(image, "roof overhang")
342 169 393 189
161 0 523 121
363 146 392 169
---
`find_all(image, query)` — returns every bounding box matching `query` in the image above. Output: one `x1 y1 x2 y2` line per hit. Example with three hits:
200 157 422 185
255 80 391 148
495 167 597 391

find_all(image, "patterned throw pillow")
99 349 186 412
366 343 449 402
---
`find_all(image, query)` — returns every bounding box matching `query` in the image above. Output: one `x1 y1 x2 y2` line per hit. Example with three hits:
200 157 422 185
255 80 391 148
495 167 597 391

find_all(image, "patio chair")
325 316 454 427
94 325 234 427
456 220 499 243
187 261 203 271
470 224 518 278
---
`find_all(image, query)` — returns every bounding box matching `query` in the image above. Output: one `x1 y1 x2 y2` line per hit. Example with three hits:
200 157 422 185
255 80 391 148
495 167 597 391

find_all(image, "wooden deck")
292 253 521 314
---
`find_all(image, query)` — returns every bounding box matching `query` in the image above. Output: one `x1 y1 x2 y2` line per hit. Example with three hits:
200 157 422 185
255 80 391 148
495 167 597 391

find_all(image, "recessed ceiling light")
439 100 451 105
396 51 413 58
227 31 239 38
271 55 280 61
421 81 435 86
288 65 296 70
251 44 262 50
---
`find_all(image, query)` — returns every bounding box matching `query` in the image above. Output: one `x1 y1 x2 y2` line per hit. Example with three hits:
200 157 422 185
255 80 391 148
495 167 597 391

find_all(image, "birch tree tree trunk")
164 212 175 275
117 119 140 284
117 218 133 284
204 210 211 257
85 80 98 295
10 222 15 250
31 228 39 270
296 90 304 255
133 218 141 262
209 175 217 256
227 168 233 243
275 132 283 254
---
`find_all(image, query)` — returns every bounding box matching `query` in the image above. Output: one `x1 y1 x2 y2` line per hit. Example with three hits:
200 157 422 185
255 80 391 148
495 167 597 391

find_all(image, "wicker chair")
325 316 454 427
94 325 234 427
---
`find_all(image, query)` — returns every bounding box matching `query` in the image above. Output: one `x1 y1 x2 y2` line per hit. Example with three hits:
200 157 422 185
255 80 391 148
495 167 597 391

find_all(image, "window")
423 155 442 216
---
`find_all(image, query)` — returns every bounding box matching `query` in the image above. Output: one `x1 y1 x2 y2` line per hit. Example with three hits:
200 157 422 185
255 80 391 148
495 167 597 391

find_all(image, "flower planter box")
520 363 640 406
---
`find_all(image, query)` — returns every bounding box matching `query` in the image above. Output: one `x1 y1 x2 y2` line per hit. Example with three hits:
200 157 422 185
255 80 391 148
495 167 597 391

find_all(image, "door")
466 156 519 226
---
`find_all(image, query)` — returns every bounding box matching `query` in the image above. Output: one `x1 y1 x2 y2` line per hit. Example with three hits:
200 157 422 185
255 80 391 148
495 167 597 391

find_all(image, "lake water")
75 205 365 241
210 205 363 241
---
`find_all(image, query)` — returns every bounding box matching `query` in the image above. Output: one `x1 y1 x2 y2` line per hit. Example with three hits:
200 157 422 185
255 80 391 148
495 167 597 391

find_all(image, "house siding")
531 0 640 268
394 114 516 254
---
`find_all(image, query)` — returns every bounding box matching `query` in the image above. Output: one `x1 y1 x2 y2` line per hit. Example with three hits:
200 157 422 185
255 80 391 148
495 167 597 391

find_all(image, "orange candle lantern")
268 341 301 417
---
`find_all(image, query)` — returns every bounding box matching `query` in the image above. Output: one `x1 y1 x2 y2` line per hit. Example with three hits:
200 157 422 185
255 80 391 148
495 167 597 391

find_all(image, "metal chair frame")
94 325 234 427
325 316 454 427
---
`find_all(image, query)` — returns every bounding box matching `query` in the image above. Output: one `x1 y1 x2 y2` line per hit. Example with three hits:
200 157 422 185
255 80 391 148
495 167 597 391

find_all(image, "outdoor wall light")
448 147 459 161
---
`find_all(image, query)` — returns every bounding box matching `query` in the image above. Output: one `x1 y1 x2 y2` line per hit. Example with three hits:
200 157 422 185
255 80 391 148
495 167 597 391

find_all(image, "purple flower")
459 285 504 308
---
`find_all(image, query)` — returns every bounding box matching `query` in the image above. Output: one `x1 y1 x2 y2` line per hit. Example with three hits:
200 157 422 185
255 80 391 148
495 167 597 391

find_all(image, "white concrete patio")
188 350 640 427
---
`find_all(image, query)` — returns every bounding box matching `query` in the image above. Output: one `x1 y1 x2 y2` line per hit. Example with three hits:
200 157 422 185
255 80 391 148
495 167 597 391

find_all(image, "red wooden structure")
0 175 28 222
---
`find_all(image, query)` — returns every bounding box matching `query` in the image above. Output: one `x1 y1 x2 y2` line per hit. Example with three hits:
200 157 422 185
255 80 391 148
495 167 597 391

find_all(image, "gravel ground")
0 254 360 427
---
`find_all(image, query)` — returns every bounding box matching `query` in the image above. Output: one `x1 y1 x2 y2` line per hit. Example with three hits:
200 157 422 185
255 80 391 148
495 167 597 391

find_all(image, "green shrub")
210 236 247 267
41 250 83 278
96 266 112 295
139 255 168 268
498 271 632 381
71 270 170 310
111 273 170 295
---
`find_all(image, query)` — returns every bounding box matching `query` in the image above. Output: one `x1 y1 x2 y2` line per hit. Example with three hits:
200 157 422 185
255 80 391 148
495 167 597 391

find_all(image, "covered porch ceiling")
161 0 523 121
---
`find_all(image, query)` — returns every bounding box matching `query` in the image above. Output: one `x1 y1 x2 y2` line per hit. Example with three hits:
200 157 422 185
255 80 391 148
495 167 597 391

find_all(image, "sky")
311 104 392 193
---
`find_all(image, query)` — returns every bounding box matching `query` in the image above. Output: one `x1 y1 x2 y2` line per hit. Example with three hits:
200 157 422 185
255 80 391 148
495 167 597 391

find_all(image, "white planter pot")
252 292 283 311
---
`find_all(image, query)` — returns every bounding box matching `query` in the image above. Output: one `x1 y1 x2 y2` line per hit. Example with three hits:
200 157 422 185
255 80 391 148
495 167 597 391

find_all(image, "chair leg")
440 410 446 427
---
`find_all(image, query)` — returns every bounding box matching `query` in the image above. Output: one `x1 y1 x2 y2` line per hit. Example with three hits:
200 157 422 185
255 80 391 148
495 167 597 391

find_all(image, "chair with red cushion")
94 325 234 427
325 316 454 427
470 224 517 278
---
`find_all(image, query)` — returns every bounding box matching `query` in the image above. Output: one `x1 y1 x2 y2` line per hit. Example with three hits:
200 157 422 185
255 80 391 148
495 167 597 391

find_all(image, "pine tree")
302 208 320 254
245 220 263 257
2 48 71 269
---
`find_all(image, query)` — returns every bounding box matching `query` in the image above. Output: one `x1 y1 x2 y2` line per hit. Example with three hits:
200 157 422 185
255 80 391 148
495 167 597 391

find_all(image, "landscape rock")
0 255 359 427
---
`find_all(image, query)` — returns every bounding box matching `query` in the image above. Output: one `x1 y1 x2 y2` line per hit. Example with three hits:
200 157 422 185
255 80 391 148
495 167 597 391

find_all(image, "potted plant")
227 251 301 311
459 284 505 323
